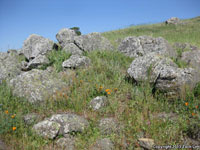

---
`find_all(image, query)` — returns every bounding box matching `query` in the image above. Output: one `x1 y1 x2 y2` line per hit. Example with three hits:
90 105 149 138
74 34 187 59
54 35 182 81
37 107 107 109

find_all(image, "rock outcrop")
165 17 181 25
118 36 176 58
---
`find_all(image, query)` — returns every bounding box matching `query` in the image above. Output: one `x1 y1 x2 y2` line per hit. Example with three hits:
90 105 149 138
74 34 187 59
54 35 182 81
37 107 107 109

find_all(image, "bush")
70 27 81 35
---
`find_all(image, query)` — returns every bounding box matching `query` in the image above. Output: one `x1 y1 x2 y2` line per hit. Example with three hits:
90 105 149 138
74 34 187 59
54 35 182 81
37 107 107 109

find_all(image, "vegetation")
0 17 200 149
70 27 82 36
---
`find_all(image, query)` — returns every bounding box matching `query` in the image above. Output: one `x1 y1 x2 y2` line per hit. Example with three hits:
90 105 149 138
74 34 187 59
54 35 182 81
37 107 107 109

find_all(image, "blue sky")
0 0 200 52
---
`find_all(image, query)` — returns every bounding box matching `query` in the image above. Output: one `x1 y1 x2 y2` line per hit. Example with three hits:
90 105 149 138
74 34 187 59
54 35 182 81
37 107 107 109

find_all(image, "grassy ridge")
0 17 200 149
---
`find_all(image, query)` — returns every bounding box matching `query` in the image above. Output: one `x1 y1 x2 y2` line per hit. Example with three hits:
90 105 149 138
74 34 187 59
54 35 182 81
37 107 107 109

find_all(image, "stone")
138 138 154 150
0 139 7 150
32 120 61 139
99 118 121 135
21 34 54 60
165 17 181 25
89 96 109 111
173 43 198 51
62 55 91 69
91 138 114 150
118 36 176 58
23 113 39 125
55 135 75 150
150 112 178 122
0 52 22 83
49 113 89 135
56 28 77 47
186 120 200 142
63 43 83 56
8 69 69 103
74 32 113 52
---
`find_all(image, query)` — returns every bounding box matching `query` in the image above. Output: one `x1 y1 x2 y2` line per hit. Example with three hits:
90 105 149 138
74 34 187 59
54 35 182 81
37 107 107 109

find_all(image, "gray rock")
118 36 176 58
55 135 75 150
56 28 77 47
49 113 89 135
91 138 114 150
8 69 69 103
63 43 83 55
99 118 121 135
0 52 22 83
21 34 54 60
165 17 181 25
173 43 198 51
23 113 39 125
138 138 155 150
181 50 200 71
89 96 109 111
62 55 91 69
32 120 61 139
150 112 178 122
0 139 7 150
74 32 113 52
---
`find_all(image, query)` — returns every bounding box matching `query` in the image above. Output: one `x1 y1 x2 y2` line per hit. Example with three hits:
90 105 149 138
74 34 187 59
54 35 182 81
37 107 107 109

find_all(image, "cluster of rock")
165 17 182 25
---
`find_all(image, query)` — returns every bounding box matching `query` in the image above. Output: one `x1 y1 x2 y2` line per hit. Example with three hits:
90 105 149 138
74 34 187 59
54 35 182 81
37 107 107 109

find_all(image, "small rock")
91 138 114 150
89 96 109 111
138 138 155 150
0 139 7 150
23 113 39 125
55 135 75 150
165 17 181 25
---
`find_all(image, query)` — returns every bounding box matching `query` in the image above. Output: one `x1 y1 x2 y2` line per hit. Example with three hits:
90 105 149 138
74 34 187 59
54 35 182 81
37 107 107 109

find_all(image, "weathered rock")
33 120 61 139
89 96 109 111
165 17 181 25
182 137 200 146
74 32 113 52
8 69 69 103
91 138 114 150
56 28 77 47
0 139 7 150
49 113 89 135
0 52 22 83
62 55 91 69
63 43 83 56
55 135 75 150
173 43 198 51
118 36 176 58
99 118 121 135
138 138 155 150
21 34 54 60
181 50 200 71
150 112 178 122
186 120 200 142
23 113 39 125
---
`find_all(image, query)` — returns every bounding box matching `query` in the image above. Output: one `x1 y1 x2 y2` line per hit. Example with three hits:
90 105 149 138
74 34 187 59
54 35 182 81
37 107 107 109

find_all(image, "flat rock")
74 32 113 52
8 69 69 103
118 36 176 58
91 138 114 150
32 120 61 139
138 138 155 150
62 55 91 69
89 96 109 111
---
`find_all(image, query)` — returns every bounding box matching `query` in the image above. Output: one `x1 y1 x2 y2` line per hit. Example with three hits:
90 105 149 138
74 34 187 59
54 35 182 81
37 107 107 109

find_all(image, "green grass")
0 16 200 149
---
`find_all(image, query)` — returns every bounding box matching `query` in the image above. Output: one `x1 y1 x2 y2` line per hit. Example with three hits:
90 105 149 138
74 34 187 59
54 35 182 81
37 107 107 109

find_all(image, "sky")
0 0 200 52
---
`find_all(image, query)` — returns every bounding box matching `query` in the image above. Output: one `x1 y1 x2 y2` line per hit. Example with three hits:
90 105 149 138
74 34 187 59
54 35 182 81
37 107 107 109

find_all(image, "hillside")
0 17 200 150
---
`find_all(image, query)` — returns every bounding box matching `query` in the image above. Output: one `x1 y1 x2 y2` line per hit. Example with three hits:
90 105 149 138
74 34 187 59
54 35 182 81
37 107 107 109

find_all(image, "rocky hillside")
0 17 200 150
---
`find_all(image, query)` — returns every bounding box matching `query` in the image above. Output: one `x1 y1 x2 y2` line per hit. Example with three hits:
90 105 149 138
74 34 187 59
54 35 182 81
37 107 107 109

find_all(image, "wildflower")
80 80 83 83
185 102 188 106
5 110 8 114
114 88 118 92
11 114 16 119
105 89 110 92
107 92 111 95
12 127 16 131
195 105 198 109
192 113 196 116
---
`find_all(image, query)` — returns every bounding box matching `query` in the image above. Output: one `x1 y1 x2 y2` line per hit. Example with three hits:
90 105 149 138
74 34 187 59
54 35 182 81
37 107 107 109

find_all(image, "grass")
0 16 200 149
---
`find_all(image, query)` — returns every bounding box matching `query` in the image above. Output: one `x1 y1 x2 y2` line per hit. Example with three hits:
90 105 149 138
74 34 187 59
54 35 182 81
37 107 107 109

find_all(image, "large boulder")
62 55 91 69
118 36 176 58
8 69 69 103
56 28 77 47
0 52 23 83
165 17 181 25
127 53 200 99
74 32 113 52
21 34 54 60
63 43 83 55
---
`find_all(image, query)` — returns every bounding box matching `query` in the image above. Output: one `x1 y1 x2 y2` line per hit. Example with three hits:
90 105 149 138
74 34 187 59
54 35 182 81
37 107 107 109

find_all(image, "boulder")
48 113 89 135
74 32 113 52
91 138 114 150
21 34 54 60
32 120 61 139
138 138 155 150
55 135 75 150
118 36 176 58
56 28 77 47
8 69 69 103
63 43 83 55
89 96 109 111
98 118 121 135
62 55 91 69
23 113 40 125
165 17 181 25
0 52 22 83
